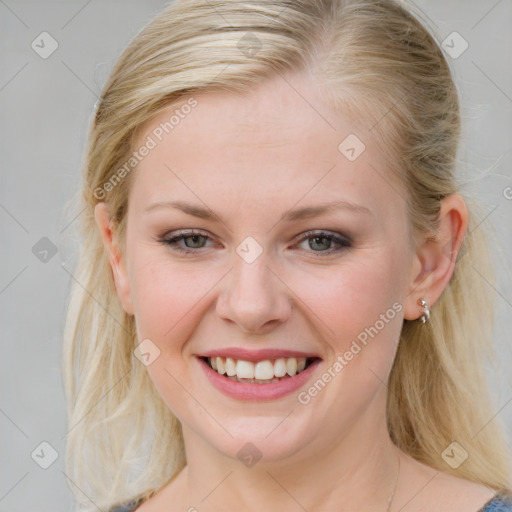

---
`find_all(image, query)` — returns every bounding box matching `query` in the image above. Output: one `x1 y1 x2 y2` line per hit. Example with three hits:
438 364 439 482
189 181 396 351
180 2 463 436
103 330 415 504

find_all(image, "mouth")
196 352 322 401
201 356 318 384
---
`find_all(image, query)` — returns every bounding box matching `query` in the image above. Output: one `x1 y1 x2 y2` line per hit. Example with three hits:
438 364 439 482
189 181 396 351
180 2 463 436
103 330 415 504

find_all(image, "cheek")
128 254 209 345
301 258 402 342
298 262 404 414
299 257 406 400
128 255 217 419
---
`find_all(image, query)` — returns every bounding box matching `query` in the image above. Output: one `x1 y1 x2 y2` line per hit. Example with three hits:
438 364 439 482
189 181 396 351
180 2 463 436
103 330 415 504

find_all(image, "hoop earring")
418 298 430 324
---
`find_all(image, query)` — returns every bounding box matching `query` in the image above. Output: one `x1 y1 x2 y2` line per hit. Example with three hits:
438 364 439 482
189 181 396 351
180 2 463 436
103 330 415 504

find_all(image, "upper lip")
198 348 321 362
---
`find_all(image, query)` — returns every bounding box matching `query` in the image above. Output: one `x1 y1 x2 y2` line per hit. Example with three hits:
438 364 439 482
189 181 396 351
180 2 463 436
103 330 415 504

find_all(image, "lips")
196 348 322 401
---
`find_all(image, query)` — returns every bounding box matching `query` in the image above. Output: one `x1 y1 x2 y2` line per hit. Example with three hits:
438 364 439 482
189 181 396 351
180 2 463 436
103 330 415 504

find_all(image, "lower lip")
197 357 322 402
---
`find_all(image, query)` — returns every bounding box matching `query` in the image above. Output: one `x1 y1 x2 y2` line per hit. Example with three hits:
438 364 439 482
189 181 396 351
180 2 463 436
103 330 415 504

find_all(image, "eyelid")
293 229 352 244
159 228 217 247
162 228 212 239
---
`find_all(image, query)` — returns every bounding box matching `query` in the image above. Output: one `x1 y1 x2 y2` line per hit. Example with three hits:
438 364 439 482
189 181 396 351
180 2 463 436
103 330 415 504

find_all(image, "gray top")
109 491 512 511
479 492 512 512
109 498 143 512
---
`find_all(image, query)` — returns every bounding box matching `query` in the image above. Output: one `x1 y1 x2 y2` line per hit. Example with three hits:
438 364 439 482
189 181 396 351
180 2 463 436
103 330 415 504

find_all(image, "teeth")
208 356 309 381
225 357 236 376
236 360 255 379
255 360 274 380
226 376 280 384
286 358 297 376
274 358 287 377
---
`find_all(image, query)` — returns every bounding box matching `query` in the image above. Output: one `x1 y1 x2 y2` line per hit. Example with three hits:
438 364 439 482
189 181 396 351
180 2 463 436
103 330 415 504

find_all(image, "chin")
194 414 323 467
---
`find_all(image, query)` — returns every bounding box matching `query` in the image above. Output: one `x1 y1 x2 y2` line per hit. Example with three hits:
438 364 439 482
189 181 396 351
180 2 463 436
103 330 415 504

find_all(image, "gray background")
1 1 511 511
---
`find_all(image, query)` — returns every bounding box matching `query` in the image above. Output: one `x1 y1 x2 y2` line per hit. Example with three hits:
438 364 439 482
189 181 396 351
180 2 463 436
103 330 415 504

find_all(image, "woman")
62 0 512 511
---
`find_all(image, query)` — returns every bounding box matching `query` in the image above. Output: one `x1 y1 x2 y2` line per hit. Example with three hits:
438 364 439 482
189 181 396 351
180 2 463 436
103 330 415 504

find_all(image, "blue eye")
159 230 351 256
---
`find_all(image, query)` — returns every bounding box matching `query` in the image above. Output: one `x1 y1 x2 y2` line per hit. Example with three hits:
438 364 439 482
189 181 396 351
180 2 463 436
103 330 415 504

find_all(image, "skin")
95 70 496 511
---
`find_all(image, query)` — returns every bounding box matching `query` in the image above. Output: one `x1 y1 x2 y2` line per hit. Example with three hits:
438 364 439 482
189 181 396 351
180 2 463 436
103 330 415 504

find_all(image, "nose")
215 250 292 334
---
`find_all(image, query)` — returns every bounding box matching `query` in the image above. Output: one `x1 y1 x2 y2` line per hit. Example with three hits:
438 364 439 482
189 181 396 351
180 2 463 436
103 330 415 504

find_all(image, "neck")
175 392 401 511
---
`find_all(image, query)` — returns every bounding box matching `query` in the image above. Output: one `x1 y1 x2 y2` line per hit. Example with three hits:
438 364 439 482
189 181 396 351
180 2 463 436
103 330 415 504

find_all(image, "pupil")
187 235 203 248
311 236 330 251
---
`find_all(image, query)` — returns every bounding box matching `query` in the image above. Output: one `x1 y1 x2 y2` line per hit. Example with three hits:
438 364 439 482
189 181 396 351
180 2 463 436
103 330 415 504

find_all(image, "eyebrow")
144 199 372 222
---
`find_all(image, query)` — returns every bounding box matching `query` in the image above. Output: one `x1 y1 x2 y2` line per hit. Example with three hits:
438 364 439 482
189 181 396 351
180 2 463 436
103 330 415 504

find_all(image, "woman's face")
104 71 420 464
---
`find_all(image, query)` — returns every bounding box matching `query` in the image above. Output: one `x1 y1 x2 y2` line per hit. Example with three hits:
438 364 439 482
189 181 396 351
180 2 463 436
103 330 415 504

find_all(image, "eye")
159 229 352 256
294 230 352 255
159 230 216 255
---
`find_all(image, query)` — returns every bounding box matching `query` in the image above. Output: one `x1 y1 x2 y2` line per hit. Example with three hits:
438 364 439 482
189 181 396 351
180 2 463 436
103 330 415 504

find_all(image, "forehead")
129 71 404 220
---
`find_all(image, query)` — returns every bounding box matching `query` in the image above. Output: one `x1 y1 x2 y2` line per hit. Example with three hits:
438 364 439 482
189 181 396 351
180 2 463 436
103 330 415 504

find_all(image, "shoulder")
478 491 512 512
396 453 510 512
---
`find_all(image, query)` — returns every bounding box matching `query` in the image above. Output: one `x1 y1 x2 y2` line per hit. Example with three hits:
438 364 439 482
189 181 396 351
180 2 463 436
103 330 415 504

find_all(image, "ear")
94 202 134 316
403 193 468 321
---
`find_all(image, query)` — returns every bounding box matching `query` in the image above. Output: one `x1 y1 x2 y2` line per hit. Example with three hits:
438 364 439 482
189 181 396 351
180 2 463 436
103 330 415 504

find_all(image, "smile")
205 356 312 383
197 351 322 401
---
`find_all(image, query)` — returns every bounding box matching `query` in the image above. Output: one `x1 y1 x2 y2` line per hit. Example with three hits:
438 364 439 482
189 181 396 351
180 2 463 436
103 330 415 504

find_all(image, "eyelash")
159 229 352 256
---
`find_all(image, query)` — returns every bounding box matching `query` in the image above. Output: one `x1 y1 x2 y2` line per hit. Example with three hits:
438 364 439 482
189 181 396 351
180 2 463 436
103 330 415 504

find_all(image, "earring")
418 298 430 324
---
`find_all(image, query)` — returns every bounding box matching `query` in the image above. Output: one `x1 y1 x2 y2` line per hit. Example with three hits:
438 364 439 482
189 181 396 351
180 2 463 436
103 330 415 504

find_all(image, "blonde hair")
61 0 512 509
